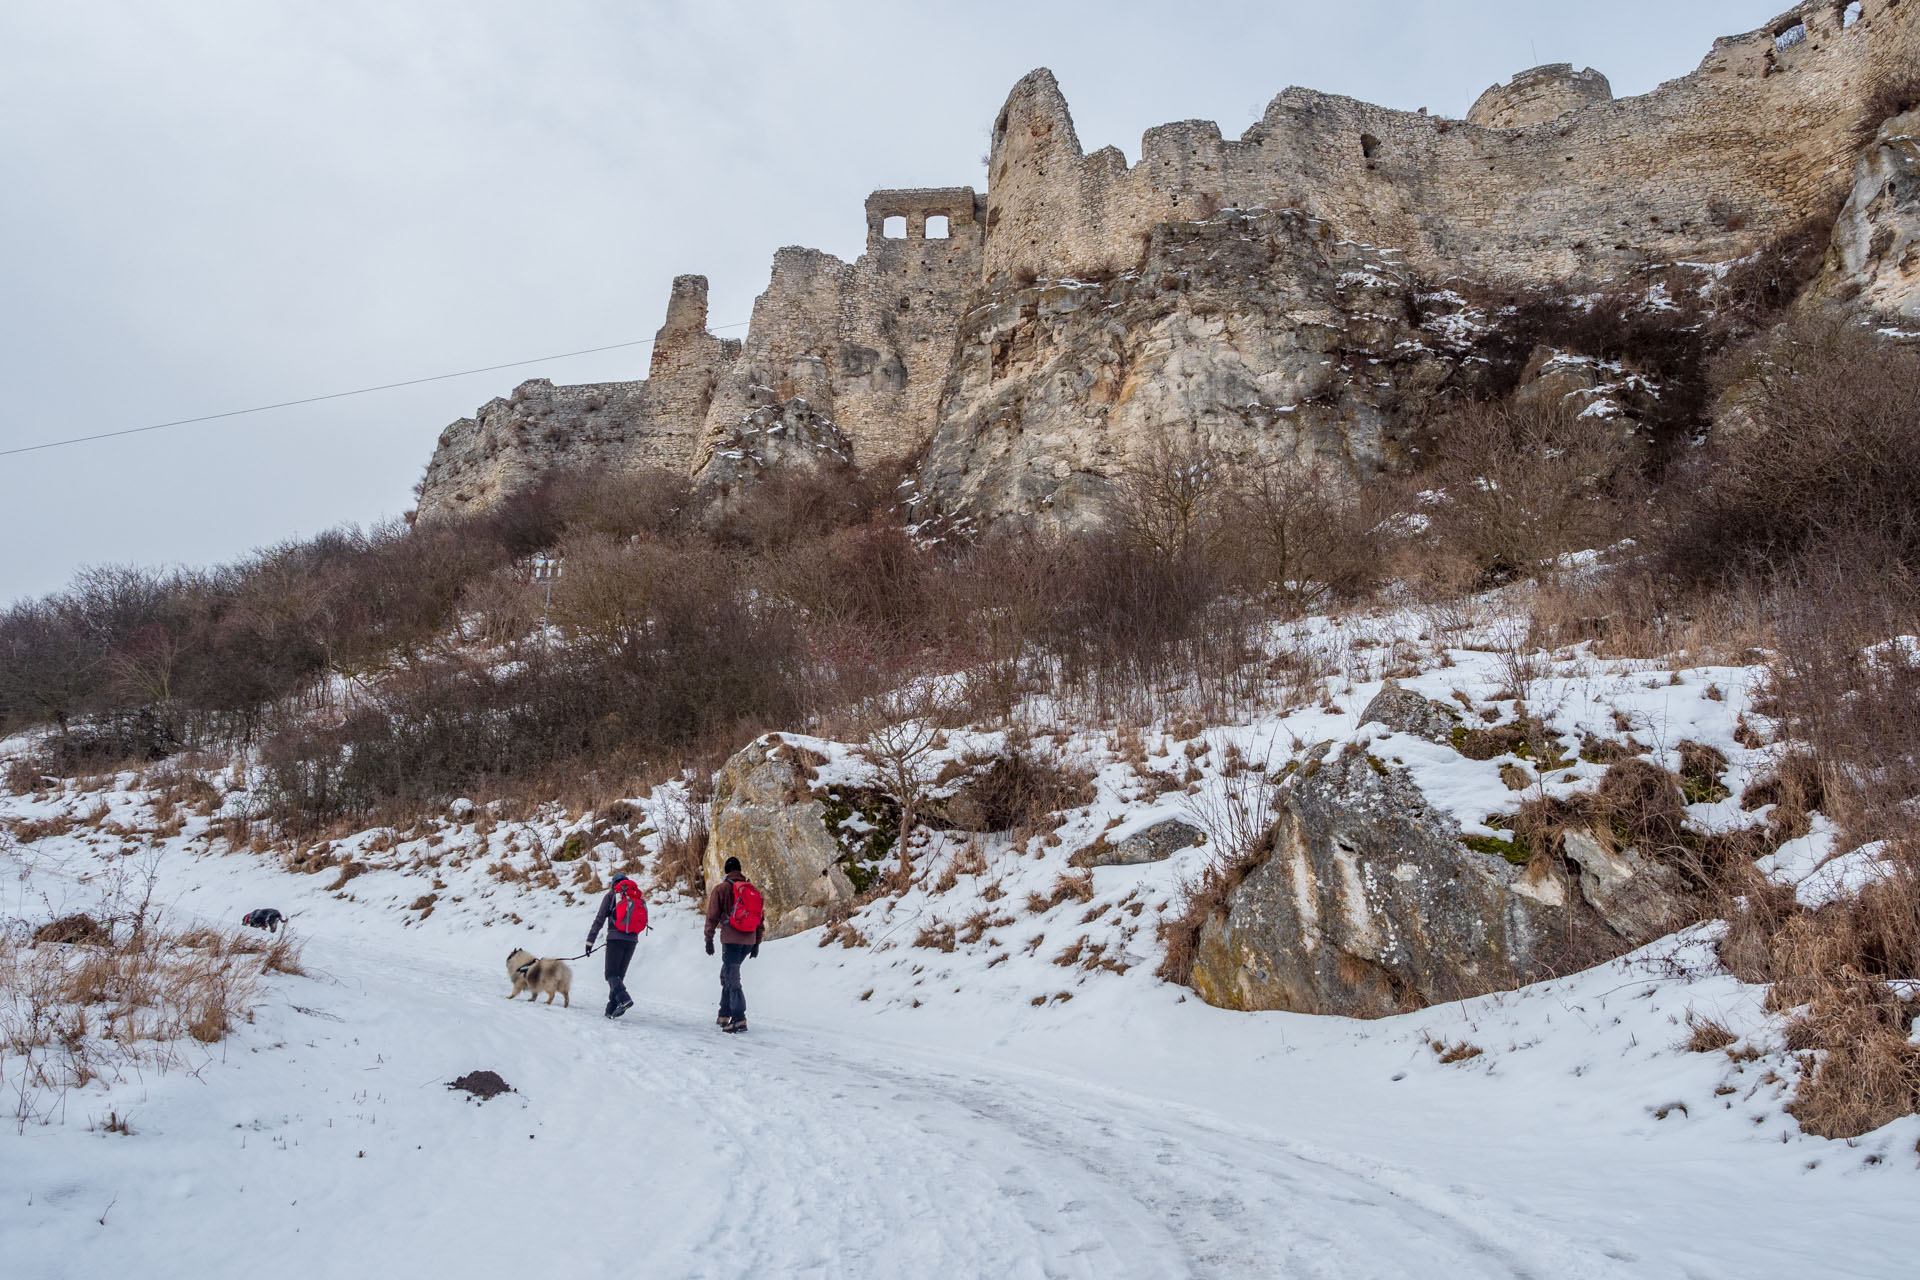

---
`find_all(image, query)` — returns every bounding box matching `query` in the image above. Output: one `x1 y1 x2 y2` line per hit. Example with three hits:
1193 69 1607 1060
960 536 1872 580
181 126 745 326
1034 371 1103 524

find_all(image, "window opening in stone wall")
883 215 907 239
925 215 950 239
1842 1 1864 27
1360 133 1380 159
1774 21 1808 50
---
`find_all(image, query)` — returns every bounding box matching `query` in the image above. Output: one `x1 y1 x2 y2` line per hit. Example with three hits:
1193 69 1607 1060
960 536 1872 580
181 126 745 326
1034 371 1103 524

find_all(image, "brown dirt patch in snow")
33 914 110 946
447 1070 513 1101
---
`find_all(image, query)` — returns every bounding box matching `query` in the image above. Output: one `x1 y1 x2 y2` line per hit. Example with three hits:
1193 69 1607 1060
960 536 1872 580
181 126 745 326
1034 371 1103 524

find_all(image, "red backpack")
611 878 648 934
726 880 764 934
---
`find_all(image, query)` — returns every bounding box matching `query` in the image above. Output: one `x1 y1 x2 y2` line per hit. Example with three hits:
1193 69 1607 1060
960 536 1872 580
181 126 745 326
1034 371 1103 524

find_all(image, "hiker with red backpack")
704 856 764 1034
587 874 649 1019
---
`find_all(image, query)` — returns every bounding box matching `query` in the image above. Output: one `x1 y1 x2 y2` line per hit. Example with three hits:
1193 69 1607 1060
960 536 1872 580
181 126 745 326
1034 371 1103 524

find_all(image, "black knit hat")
724 856 742 874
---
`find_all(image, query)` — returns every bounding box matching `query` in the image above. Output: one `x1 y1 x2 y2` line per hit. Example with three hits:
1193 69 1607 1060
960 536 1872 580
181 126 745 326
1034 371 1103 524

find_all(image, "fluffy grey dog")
505 948 572 1007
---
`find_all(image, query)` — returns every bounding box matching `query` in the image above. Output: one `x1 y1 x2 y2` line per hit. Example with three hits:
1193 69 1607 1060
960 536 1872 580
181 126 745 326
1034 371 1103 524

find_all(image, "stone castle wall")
695 187 983 473
416 0 1920 523
983 0 1918 288
1466 64 1613 130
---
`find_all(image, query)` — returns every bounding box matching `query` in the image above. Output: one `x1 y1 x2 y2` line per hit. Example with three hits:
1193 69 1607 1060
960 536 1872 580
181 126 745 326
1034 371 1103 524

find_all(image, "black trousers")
719 943 752 1022
603 936 637 1011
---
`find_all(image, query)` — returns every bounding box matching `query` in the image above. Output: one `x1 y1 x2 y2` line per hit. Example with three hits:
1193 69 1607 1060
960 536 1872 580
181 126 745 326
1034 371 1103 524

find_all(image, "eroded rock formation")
1812 107 1920 318
414 1 1920 529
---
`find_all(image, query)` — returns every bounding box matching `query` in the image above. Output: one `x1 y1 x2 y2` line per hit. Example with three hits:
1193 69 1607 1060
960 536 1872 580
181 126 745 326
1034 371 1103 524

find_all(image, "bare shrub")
952 742 1095 835
1220 460 1382 611
1157 771 1280 984
652 792 709 900
1713 214 1839 330
1415 398 1633 583
1663 318 1920 585
1111 432 1227 563
859 687 959 883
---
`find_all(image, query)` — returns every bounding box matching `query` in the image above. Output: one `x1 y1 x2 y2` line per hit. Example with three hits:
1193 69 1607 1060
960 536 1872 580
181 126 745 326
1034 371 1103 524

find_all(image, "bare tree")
1111 430 1226 562
859 685 958 885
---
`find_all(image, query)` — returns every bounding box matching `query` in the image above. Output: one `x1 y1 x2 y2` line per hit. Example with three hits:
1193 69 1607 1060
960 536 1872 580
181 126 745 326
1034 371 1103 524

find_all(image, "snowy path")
10 928 1635 1279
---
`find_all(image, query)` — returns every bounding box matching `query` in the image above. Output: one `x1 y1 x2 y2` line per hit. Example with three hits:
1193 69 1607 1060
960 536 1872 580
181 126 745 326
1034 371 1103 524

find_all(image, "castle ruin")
416 1 1920 526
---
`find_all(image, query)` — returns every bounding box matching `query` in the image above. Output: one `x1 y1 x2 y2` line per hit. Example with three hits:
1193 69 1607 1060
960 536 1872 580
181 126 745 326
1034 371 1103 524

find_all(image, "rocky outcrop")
415 276 738 523
1072 818 1204 868
691 398 855 517
706 736 855 939
1188 750 1655 1018
1812 108 1920 320
1356 681 1461 746
1559 827 1695 947
913 208 1461 534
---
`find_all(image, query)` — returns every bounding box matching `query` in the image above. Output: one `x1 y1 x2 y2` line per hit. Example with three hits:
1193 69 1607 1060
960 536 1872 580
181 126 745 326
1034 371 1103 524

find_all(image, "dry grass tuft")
1025 870 1094 916
1685 1016 1738 1054
3 919 304 1126
651 799 709 901
1431 1040 1484 1064
1718 851 1920 1138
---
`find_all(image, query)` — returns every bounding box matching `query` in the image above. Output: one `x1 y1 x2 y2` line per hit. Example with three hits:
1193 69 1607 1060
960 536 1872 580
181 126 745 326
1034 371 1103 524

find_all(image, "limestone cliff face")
413 0 1920 528
914 208 1461 534
1812 108 1920 320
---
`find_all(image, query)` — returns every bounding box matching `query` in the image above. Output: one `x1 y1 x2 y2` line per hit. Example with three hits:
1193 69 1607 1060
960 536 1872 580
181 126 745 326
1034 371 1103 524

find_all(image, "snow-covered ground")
6 603 1920 1278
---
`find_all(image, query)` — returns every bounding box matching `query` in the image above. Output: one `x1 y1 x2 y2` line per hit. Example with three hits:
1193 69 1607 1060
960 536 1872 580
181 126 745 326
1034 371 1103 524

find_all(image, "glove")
748 944 760 960
585 941 595 955
705 938 715 956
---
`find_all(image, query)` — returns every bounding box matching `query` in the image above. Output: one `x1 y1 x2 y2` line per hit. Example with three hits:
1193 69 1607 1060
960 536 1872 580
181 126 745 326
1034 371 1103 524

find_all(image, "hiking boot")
716 1014 732 1029
724 1020 747 1034
610 997 633 1019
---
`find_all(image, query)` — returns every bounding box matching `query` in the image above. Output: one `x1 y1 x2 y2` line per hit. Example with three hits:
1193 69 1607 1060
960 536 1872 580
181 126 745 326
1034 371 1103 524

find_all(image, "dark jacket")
587 877 644 947
704 874 765 948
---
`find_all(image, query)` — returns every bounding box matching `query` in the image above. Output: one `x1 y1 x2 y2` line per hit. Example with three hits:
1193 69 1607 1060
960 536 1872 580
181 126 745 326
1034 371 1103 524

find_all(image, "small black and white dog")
242 908 285 933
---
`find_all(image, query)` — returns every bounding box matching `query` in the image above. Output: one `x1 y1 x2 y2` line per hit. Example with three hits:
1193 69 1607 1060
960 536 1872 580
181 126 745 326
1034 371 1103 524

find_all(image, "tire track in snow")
561 988 1634 1280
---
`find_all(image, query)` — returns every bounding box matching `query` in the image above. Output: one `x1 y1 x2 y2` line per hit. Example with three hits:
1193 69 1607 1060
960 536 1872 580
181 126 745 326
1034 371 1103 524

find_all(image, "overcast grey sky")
0 0 1779 603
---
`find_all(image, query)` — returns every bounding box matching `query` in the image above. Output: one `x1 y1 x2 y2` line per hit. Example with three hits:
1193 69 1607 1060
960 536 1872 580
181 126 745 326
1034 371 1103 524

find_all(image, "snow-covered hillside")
5 598 1919 1278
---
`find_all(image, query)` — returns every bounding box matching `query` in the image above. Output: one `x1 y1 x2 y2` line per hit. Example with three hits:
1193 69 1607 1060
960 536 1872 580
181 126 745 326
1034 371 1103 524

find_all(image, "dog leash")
515 947 595 978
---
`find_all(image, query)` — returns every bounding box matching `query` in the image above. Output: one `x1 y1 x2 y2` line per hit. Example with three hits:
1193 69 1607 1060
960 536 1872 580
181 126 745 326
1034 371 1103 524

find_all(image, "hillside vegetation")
5 311 1920 1137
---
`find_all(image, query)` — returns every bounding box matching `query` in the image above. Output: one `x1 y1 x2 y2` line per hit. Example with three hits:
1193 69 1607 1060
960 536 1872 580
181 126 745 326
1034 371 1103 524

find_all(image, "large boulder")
1189 748 1643 1017
706 735 856 939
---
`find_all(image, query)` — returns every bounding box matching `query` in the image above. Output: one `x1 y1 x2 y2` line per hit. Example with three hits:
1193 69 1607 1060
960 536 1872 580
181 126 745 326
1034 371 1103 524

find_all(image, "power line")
0 321 750 460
